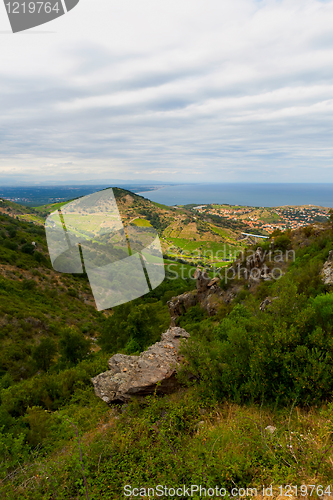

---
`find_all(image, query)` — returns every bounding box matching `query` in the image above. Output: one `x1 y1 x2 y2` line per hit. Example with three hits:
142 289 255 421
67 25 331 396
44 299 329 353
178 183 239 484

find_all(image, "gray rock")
91 327 190 404
259 296 278 311
322 250 333 285
194 268 210 295
167 291 198 326
265 425 277 434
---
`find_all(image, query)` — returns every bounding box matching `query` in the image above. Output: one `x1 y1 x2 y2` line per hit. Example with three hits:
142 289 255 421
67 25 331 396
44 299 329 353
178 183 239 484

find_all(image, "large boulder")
91 327 190 404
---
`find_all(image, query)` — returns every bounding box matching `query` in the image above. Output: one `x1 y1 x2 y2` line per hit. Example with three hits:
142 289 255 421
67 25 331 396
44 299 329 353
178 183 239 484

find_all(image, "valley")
0 188 333 498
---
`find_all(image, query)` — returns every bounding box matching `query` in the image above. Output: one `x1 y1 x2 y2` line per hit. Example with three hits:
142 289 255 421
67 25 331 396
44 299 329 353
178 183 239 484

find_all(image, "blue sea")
1 183 333 208
139 183 333 208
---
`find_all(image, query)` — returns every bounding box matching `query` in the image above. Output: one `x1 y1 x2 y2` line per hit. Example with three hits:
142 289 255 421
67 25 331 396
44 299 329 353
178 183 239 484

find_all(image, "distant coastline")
136 183 333 208
0 183 332 208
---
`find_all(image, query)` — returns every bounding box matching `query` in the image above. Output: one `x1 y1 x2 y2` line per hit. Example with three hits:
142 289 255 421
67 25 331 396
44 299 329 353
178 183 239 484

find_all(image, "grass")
131 218 152 227
152 202 173 210
165 238 242 262
34 201 69 213
2 388 333 499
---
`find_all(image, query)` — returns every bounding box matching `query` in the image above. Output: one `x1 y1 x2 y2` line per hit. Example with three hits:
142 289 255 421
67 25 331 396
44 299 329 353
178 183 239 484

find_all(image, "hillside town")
193 204 330 234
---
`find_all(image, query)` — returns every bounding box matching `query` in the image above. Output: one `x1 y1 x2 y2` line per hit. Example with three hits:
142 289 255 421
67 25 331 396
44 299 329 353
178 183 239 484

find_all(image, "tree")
59 327 91 365
33 338 57 372
21 243 35 255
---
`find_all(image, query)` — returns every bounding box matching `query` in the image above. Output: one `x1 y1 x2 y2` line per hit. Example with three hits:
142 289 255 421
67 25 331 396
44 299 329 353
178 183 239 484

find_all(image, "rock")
200 293 221 315
195 421 205 428
246 247 265 271
260 297 272 311
167 292 198 326
194 268 210 296
91 327 190 404
167 270 223 324
321 250 333 285
207 277 219 287
259 296 278 311
265 425 277 434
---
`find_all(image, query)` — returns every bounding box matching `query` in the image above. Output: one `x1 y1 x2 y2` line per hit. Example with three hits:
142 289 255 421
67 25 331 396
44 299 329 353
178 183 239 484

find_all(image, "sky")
1 0 333 185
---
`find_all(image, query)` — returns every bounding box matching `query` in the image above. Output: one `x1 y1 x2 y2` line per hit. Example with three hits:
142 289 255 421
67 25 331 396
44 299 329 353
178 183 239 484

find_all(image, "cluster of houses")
193 204 329 234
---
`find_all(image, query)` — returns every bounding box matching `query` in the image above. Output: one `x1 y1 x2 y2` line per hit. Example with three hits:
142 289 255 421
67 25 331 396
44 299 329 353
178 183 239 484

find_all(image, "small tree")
59 327 91 365
33 337 57 371
21 242 35 255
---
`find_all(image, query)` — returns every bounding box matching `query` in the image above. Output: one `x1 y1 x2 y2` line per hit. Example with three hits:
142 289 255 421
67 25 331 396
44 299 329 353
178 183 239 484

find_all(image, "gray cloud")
1 0 333 183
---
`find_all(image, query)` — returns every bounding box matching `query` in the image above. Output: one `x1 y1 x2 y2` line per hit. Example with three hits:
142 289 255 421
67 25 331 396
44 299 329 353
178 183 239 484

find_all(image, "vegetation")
0 195 333 498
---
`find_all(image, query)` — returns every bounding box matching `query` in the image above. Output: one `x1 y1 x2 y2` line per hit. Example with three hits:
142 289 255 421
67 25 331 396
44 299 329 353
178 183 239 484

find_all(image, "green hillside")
1 193 333 498
32 188 246 268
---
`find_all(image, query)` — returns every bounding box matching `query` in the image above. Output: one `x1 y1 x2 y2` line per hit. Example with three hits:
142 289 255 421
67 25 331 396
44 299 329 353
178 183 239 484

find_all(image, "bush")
180 288 333 406
21 243 35 255
59 327 91 365
273 234 291 251
22 279 37 290
3 241 18 251
32 337 57 371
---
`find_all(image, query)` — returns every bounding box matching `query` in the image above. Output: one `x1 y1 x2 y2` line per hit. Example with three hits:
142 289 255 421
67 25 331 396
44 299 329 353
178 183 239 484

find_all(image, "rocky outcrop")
245 247 272 281
231 247 274 285
259 296 278 311
321 250 333 285
195 268 211 298
167 268 224 324
246 247 265 270
91 327 190 404
168 291 197 326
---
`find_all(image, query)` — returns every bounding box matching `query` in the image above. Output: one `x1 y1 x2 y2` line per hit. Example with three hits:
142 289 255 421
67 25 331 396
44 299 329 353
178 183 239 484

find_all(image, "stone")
259 296 278 311
194 268 210 295
195 421 205 428
207 277 219 287
91 327 190 404
321 250 333 285
246 247 265 271
167 291 198 326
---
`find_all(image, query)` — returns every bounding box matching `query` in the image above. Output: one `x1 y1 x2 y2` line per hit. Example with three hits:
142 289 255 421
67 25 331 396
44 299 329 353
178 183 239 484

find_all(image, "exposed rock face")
168 291 197 327
246 247 272 281
91 327 190 404
167 268 224 324
246 247 265 270
194 268 211 297
259 296 278 311
231 247 274 285
322 250 333 285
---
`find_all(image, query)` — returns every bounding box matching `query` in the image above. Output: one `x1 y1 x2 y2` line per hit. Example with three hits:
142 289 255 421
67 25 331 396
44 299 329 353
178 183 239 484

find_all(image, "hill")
31 187 247 268
1 190 333 498
0 190 333 500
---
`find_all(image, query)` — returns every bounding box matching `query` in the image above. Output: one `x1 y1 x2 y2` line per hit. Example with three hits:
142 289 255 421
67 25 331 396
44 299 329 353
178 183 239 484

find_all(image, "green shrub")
32 337 57 372
273 234 291 251
21 242 35 255
59 327 91 365
3 240 18 251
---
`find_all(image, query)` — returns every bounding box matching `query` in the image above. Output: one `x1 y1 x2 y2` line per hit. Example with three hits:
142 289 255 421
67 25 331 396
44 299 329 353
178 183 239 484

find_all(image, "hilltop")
4 188 247 268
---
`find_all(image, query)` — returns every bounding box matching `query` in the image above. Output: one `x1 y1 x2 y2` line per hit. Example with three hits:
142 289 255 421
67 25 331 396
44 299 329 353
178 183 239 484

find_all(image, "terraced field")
1 189 246 268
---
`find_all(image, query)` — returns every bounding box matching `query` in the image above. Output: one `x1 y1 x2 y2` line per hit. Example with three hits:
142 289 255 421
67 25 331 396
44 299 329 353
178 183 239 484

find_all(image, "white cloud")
1 0 333 183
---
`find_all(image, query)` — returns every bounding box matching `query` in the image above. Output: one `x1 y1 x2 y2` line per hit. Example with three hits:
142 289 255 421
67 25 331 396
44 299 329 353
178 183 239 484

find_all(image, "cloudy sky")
1 0 333 184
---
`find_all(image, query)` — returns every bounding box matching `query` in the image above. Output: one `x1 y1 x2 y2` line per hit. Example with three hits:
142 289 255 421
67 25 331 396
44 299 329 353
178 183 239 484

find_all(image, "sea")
0 183 333 208
139 183 333 208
